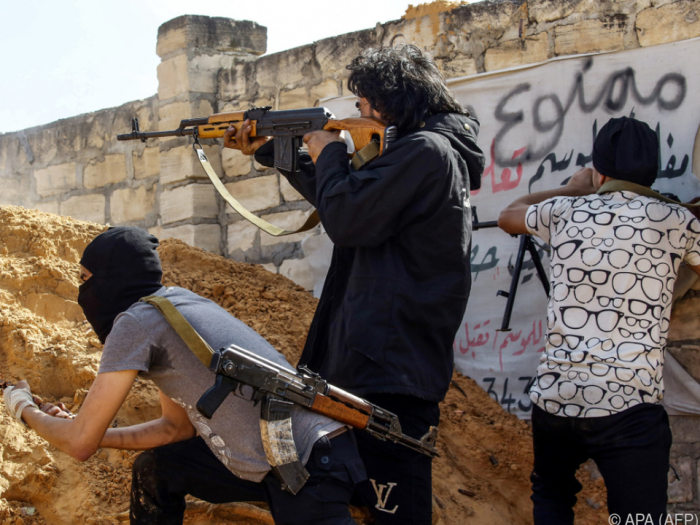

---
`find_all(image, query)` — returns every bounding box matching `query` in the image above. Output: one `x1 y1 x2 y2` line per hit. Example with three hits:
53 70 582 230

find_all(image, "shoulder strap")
351 140 381 170
139 294 310 495
139 295 214 367
193 143 321 236
597 180 700 209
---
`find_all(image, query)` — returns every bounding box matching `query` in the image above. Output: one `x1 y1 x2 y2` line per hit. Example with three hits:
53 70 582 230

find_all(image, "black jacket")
255 112 485 402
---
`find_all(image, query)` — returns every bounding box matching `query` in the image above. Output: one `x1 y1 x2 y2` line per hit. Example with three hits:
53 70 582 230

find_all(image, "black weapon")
472 207 550 331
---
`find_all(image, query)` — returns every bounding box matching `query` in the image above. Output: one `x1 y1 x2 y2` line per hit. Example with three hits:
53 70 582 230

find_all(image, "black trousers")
531 403 672 525
130 431 366 525
351 394 440 525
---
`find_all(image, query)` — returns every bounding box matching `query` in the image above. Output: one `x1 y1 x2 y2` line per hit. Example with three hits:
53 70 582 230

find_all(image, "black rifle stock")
196 344 440 458
117 106 397 173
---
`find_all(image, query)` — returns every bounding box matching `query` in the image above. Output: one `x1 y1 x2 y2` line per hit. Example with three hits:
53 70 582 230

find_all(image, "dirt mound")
0 205 607 524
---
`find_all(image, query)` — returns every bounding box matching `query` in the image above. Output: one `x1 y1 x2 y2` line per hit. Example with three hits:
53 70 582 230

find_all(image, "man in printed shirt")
498 116 700 524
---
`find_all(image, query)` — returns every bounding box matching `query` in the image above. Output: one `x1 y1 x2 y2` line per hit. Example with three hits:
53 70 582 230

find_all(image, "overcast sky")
0 0 419 133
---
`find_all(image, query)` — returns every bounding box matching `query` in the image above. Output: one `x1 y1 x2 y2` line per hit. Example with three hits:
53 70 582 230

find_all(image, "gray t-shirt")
99 286 342 482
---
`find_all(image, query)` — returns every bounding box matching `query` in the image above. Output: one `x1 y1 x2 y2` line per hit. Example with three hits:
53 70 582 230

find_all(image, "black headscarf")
78 227 163 343
592 116 659 187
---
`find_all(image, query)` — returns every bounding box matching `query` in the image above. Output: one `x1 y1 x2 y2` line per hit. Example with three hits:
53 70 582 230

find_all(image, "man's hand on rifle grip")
224 119 269 155
302 130 343 164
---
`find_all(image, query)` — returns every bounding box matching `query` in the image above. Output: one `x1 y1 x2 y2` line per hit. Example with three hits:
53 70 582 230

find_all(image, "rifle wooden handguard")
311 393 370 429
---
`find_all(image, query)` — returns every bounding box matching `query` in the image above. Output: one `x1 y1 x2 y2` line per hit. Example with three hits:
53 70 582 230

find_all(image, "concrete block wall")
0 97 160 228
2 0 699 287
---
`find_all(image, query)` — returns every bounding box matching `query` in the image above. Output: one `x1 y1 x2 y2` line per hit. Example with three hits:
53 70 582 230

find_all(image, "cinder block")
227 219 259 254
218 63 249 101
555 19 625 56
637 1 700 47
278 79 340 110
161 184 218 224
34 201 60 216
529 0 597 24
485 34 550 72
160 144 221 186
0 174 29 207
189 54 227 94
34 163 77 197
84 154 127 190
260 263 277 274
157 16 266 58
159 223 221 254
279 258 314 291
398 15 444 50
158 101 194 133
280 176 305 202
157 54 190 101
60 194 106 224
224 175 279 214
222 148 253 178
111 185 156 223
157 98 215 131
260 210 314 246
148 225 163 240
156 23 189 58
254 49 313 93
133 148 160 180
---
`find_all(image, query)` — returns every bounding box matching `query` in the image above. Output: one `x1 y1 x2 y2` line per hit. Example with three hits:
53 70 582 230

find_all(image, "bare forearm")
100 417 196 451
22 408 98 461
499 183 592 234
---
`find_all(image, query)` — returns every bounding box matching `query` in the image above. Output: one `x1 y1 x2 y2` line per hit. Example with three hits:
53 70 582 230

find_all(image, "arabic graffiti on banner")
448 38 700 418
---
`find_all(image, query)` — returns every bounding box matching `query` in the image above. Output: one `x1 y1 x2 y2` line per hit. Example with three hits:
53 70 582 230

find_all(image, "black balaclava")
78 227 163 343
592 116 659 187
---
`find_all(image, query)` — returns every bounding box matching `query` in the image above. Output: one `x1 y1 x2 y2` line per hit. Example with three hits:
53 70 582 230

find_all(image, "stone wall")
2 0 700 513
3 0 699 288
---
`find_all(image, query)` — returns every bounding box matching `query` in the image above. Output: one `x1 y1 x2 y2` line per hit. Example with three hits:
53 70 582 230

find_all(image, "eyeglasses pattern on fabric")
531 193 700 419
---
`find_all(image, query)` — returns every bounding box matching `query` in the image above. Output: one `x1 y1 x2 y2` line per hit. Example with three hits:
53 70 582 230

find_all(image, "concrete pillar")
155 15 267 252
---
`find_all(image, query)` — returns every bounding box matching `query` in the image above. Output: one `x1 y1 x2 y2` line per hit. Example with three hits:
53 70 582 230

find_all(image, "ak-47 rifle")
472 207 550 332
118 106 397 173
197 343 440 459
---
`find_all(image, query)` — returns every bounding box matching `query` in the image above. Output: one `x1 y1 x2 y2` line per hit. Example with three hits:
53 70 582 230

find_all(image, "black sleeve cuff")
254 140 276 168
316 141 350 174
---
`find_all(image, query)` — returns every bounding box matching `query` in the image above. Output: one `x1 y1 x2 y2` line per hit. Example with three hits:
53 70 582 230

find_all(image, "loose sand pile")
0 205 608 524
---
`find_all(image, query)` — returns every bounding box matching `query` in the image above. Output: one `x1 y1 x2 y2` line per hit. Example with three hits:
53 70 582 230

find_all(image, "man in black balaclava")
78 227 163 343
498 117 700 524
3 227 366 525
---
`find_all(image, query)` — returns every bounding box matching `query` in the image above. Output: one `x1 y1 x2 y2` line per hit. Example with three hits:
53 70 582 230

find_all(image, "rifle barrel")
117 129 196 141
473 220 499 230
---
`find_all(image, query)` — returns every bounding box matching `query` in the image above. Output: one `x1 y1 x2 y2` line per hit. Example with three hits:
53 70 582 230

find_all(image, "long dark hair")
347 44 467 133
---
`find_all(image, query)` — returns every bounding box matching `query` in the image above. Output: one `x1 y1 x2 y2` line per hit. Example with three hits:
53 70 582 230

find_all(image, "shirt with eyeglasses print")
526 190 700 417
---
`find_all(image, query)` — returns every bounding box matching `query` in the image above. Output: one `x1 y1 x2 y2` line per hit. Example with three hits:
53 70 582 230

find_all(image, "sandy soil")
0 205 609 524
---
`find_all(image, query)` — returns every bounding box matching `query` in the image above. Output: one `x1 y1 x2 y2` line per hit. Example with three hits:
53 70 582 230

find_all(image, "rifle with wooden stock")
118 106 397 236
198 343 440 459
118 106 397 172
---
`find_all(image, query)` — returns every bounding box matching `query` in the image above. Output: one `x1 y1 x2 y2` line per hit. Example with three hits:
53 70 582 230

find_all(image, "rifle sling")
193 143 321 237
139 295 309 495
351 140 380 171
140 295 214 367
598 180 700 208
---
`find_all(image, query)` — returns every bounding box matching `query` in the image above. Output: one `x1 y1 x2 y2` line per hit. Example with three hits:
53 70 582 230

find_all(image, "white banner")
321 38 700 418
